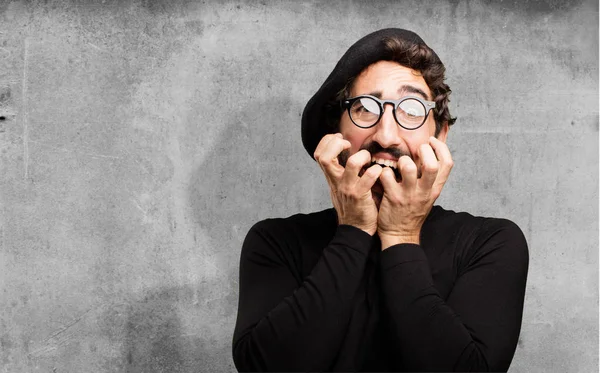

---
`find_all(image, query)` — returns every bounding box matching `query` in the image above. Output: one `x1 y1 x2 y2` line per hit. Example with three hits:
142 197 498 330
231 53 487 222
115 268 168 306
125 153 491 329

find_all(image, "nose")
371 102 402 149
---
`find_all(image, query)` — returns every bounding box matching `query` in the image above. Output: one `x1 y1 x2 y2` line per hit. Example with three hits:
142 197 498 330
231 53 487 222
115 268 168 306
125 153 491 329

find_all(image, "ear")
437 122 449 143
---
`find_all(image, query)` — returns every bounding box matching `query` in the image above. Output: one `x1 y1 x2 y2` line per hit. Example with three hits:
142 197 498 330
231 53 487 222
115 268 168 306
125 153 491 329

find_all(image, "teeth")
371 157 397 169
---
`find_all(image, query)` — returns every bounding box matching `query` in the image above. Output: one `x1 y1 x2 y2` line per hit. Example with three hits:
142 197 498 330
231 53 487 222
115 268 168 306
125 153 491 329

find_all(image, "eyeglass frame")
340 94 436 130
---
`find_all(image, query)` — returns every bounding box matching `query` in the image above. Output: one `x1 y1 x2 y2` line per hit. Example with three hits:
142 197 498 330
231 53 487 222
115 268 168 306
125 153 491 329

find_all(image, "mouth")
368 156 402 181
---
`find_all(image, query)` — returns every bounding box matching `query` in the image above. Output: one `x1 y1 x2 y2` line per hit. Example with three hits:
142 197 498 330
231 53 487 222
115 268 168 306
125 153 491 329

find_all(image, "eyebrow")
365 85 431 100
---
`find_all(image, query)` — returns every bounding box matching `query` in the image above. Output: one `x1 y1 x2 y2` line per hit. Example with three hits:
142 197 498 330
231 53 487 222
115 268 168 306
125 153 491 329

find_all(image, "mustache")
337 142 412 167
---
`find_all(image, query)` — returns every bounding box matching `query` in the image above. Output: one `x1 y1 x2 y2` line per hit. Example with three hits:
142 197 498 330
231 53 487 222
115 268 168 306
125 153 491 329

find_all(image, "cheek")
405 124 435 160
344 131 370 153
426 115 437 137
340 116 372 153
404 128 430 146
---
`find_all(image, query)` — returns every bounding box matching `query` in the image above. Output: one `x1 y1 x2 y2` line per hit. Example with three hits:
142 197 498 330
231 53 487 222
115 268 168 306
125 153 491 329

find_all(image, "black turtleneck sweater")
232 205 529 372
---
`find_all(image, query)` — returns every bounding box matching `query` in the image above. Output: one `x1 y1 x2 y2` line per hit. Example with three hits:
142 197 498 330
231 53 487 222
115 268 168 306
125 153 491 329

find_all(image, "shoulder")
242 208 337 259
474 216 529 266
248 208 337 240
430 205 526 242
429 206 529 267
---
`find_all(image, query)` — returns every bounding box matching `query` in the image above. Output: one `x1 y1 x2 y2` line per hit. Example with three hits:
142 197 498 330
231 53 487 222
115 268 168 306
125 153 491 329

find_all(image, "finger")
316 136 352 180
341 149 372 184
313 134 346 187
313 134 339 185
379 167 400 197
317 136 351 165
429 136 452 167
313 133 343 160
429 136 454 188
356 163 383 193
417 143 439 190
398 155 418 190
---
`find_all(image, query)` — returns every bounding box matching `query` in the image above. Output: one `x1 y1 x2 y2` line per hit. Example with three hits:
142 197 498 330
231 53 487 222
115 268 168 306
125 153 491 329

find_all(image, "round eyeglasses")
341 95 436 130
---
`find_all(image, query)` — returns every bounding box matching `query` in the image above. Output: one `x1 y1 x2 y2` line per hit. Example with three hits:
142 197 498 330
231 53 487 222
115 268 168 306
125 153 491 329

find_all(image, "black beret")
300 28 438 159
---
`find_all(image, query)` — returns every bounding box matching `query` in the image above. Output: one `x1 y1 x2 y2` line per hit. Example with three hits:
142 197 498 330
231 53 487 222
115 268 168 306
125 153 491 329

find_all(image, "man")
232 28 529 372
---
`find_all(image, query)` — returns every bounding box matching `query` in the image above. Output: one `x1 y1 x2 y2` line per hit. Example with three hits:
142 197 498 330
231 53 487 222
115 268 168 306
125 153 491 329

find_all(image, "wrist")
379 233 420 250
338 219 376 236
346 224 377 236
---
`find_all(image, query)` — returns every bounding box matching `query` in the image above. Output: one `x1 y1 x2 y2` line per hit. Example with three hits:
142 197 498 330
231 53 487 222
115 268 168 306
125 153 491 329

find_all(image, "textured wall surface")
0 0 597 372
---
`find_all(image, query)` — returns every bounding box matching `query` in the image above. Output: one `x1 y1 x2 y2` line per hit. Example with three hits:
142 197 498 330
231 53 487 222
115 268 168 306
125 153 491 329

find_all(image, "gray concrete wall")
0 0 597 371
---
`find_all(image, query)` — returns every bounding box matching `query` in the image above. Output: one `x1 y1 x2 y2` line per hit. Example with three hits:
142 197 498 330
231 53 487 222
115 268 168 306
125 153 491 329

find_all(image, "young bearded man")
232 28 529 372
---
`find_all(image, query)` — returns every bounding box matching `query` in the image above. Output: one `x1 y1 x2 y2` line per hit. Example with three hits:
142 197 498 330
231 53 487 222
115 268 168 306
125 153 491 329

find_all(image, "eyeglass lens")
349 97 426 128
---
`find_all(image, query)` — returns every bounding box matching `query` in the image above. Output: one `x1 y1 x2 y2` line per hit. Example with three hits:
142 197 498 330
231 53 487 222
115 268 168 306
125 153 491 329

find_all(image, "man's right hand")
313 133 383 236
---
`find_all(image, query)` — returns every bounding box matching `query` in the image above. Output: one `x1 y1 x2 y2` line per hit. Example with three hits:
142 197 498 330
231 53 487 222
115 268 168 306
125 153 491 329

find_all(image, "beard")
337 142 413 179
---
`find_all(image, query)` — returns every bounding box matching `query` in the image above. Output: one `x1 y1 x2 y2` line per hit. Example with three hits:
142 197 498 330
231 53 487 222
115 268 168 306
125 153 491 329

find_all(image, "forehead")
350 60 432 100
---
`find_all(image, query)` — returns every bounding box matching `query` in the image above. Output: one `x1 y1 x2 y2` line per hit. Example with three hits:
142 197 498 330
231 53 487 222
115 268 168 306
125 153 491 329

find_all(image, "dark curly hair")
326 36 456 136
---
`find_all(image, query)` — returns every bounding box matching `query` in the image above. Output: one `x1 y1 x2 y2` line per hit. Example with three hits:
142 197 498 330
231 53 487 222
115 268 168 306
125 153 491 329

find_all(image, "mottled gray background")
0 0 597 372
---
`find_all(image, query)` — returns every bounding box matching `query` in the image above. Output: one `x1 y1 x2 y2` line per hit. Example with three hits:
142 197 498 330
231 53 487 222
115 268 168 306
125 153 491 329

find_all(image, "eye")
354 103 367 113
405 108 419 117
359 97 380 114
350 98 380 115
398 99 426 117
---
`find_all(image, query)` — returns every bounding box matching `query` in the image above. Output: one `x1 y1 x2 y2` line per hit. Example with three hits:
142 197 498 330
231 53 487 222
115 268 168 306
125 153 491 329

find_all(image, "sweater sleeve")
380 218 529 372
232 219 373 372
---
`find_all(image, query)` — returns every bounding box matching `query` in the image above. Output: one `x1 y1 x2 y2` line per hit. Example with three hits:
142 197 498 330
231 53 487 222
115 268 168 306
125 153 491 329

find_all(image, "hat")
300 28 437 159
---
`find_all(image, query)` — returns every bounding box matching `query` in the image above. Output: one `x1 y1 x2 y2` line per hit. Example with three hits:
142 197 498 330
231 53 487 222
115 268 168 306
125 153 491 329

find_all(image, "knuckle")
401 163 417 173
419 144 432 155
356 149 369 158
423 162 439 173
362 167 374 177
316 137 328 148
347 157 362 168
365 165 380 176
338 185 350 195
344 191 358 200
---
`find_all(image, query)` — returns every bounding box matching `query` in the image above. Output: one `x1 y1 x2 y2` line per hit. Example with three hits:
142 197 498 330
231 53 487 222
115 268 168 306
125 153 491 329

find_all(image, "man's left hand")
377 136 454 250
